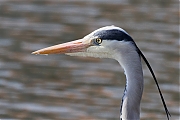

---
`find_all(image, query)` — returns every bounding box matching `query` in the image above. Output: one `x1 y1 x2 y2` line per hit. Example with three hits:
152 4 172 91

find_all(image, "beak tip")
32 50 49 56
31 51 39 55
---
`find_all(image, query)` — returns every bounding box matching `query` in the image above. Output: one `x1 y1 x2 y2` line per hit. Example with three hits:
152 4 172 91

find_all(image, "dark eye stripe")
93 29 133 42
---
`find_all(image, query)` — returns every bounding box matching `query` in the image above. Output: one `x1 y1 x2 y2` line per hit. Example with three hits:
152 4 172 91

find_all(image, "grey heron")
32 25 170 120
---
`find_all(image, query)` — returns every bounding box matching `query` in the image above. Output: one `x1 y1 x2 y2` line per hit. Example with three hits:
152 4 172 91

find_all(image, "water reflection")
0 0 179 119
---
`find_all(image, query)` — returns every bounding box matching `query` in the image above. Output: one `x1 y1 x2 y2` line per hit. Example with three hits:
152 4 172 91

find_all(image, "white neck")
114 49 144 120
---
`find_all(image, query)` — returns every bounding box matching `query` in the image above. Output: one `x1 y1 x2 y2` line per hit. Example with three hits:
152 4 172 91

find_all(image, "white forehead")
93 25 129 35
84 25 129 39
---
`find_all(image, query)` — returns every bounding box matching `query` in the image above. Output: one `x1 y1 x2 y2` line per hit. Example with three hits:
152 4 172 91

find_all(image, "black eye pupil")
96 38 102 44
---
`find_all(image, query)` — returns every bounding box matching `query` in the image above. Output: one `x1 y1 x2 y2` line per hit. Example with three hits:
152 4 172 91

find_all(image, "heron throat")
115 50 144 120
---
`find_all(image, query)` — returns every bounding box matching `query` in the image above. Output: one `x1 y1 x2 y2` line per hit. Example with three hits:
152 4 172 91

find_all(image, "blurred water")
0 0 179 120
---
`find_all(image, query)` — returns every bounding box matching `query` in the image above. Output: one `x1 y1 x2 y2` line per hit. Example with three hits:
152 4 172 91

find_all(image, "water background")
0 0 179 119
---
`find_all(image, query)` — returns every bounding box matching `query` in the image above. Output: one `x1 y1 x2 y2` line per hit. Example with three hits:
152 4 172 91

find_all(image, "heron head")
32 25 136 59
32 26 171 120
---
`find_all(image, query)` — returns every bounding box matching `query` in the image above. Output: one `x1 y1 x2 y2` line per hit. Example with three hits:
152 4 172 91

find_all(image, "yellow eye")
95 38 102 44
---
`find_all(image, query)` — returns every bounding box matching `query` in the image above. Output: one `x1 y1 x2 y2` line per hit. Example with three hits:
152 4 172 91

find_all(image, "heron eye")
95 38 102 44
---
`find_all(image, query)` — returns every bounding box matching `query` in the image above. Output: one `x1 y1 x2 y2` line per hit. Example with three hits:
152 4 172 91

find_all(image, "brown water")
0 0 179 120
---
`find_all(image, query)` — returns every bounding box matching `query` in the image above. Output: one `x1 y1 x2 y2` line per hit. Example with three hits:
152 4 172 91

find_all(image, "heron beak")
32 39 91 55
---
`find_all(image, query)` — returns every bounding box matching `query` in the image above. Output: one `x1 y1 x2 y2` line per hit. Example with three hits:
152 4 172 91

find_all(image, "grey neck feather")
115 50 144 120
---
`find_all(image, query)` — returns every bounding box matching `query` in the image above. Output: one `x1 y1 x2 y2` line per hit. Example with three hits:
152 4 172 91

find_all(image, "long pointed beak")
32 39 91 55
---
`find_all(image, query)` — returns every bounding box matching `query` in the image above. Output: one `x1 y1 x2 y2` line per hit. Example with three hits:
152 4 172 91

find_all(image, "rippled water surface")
0 0 179 120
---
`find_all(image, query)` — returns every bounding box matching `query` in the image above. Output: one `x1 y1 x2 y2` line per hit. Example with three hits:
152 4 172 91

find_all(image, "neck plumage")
115 50 144 120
